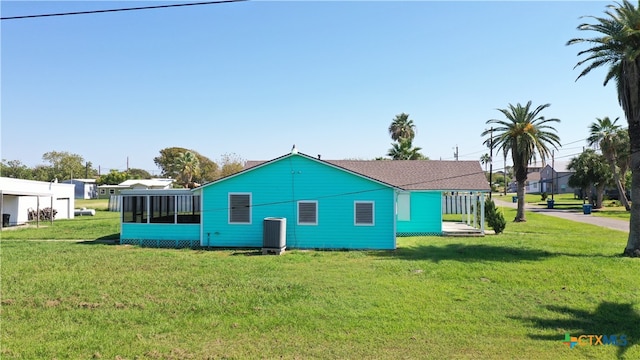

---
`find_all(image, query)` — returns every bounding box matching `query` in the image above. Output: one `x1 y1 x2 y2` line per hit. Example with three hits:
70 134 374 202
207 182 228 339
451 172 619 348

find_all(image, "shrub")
485 198 506 234
540 192 548 201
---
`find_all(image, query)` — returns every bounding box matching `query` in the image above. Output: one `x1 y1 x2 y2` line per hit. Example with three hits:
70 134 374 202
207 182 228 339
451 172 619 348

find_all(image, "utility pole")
489 127 493 199
453 146 459 161
551 150 555 201
127 156 130 172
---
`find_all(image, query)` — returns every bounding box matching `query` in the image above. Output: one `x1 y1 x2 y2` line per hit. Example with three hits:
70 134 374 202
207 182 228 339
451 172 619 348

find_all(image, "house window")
177 195 200 224
297 201 318 225
122 196 147 223
355 201 374 226
109 189 115 195
100 189 106 195
229 193 251 224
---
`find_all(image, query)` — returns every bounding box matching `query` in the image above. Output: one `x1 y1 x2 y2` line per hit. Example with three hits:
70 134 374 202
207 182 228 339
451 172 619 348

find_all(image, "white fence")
108 195 121 212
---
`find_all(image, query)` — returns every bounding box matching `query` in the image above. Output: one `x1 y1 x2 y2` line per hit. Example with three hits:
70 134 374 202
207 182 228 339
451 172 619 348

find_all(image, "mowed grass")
506 192 632 220
0 210 120 240
76 198 110 211
2 208 640 359
593 209 631 220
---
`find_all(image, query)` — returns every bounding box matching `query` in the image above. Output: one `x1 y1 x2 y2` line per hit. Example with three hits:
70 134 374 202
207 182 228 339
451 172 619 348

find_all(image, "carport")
0 189 55 228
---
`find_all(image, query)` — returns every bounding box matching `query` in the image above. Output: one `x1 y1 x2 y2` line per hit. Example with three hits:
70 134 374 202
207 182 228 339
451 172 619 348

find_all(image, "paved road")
491 196 630 233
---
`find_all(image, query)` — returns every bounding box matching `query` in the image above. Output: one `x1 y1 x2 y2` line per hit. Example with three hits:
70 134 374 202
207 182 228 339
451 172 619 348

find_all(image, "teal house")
120 150 489 250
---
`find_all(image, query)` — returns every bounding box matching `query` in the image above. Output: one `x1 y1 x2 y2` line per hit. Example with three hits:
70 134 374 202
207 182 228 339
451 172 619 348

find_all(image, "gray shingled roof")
245 155 490 191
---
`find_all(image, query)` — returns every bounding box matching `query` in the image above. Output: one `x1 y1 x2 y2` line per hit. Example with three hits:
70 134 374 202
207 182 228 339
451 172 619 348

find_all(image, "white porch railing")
442 193 485 232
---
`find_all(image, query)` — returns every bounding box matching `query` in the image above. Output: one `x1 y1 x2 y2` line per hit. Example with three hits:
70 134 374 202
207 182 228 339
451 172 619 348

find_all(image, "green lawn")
1 210 119 240
1 208 639 359
503 193 632 219
75 198 110 211
593 209 631 220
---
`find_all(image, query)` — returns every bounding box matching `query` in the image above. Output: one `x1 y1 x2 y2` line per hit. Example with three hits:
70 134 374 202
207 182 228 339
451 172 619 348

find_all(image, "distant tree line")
1 148 246 187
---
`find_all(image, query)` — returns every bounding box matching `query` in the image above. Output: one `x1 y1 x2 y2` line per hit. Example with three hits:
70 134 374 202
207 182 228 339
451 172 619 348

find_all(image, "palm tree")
587 117 630 210
175 151 200 188
388 113 416 142
481 101 561 222
480 153 491 172
567 0 640 256
387 139 425 160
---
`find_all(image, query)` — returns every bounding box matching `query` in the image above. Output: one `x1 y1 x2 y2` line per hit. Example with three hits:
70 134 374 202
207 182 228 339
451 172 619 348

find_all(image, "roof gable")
197 153 398 191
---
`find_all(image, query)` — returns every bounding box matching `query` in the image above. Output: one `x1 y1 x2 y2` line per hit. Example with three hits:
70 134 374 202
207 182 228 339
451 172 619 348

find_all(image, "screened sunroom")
120 189 201 248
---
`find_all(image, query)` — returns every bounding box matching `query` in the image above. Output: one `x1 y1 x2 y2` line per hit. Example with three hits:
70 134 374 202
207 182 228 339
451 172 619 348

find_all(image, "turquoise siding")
200 155 395 249
397 191 442 235
121 223 200 241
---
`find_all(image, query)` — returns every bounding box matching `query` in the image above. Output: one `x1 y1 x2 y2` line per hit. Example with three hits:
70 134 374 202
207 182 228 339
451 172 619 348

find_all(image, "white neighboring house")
525 172 541 193
119 178 174 189
0 177 75 226
61 178 98 199
97 178 174 199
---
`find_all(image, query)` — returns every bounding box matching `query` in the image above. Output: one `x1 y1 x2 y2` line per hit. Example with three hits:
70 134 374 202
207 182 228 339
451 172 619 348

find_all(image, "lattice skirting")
396 232 442 237
120 239 202 249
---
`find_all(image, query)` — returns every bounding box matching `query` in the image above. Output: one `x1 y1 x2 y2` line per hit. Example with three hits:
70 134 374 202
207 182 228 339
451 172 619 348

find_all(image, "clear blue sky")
1 1 624 175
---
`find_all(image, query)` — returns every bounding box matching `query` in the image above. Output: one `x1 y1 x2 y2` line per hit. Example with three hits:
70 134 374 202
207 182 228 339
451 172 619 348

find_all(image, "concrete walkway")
491 196 630 233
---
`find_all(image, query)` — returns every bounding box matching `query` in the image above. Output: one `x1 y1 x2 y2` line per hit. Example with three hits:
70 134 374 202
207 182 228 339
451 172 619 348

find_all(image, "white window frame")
109 189 115 195
99 189 106 195
228 193 252 224
354 201 375 226
297 200 318 225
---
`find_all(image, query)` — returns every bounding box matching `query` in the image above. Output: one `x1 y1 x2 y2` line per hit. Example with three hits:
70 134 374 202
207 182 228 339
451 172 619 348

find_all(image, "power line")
0 0 247 21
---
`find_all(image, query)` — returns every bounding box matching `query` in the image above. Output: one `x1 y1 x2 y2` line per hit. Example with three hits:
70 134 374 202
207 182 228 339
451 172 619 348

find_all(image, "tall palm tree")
482 101 561 222
387 139 425 160
175 151 200 188
567 0 640 256
587 117 630 210
480 153 491 172
388 113 416 142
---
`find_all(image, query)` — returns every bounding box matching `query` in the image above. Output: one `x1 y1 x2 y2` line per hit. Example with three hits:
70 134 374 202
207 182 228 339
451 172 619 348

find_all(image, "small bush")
540 192 548 201
485 198 506 234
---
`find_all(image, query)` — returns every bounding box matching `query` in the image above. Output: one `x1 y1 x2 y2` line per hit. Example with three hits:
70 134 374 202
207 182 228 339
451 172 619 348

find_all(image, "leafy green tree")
587 117 630 210
387 139 426 160
388 113 416 142
568 149 612 208
97 170 129 185
127 168 152 179
154 147 218 183
567 0 640 256
1 159 33 179
219 153 245 178
31 165 53 182
175 151 200 187
482 101 561 222
41 151 92 181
